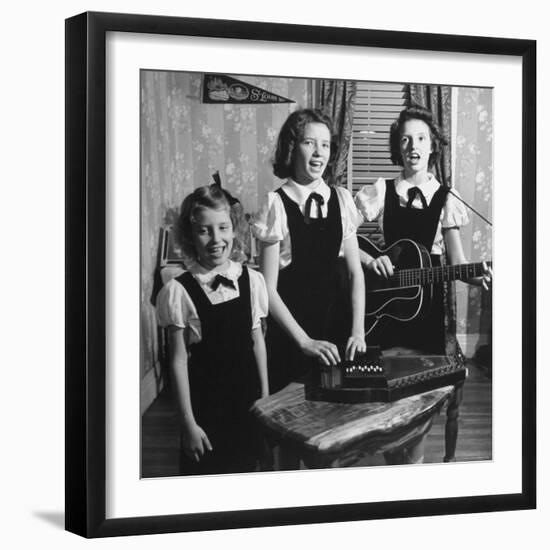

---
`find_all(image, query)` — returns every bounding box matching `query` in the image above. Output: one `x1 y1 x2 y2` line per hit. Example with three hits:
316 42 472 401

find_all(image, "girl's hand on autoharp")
300 338 341 366
345 334 367 361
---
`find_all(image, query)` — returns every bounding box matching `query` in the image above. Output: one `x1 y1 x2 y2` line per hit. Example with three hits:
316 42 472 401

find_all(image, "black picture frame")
65 11 536 538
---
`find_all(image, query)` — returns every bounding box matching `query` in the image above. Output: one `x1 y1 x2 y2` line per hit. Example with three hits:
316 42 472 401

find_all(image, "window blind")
351 82 409 194
351 82 409 242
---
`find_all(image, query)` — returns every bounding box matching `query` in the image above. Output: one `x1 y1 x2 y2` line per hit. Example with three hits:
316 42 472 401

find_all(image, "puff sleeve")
336 186 364 240
251 192 288 243
155 278 197 331
354 178 386 222
441 190 470 228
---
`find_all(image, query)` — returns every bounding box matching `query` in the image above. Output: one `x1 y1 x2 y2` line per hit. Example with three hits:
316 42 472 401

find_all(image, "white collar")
282 178 330 205
187 259 242 284
395 171 441 196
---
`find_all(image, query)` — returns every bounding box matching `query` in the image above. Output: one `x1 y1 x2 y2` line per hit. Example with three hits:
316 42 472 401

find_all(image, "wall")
140 71 312 407
453 87 493 358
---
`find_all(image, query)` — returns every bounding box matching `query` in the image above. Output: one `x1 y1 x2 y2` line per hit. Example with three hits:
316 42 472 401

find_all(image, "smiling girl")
355 105 491 353
253 109 365 392
156 184 269 474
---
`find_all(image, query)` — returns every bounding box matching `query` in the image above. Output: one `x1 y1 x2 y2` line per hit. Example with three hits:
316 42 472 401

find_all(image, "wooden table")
251 382 455 469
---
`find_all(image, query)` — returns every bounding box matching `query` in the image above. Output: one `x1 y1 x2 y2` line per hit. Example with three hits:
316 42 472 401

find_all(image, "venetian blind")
351 82 409 241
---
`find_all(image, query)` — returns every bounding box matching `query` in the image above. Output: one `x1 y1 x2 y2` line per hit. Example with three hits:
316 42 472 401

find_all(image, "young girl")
156 184 269 475
253 108 365 393
355 105 492 354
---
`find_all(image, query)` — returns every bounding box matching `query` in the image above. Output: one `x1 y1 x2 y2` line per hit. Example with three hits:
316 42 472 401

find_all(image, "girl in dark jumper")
253 109 365 392
156 184 269 474
355 105 492 353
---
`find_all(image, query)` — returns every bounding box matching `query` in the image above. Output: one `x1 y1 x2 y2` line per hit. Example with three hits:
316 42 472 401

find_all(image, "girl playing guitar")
355 105 492 354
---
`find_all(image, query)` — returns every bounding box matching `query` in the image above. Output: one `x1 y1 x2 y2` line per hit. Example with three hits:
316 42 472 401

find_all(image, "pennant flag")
202 74 294 104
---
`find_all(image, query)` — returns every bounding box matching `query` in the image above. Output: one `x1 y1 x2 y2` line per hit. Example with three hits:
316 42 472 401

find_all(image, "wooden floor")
141 360 492 477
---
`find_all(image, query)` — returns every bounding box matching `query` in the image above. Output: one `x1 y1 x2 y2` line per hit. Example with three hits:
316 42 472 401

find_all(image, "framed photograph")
65 11 536 538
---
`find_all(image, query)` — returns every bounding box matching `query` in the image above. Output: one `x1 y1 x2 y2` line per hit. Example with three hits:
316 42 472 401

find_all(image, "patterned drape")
409 84 459 358
318 80 357 187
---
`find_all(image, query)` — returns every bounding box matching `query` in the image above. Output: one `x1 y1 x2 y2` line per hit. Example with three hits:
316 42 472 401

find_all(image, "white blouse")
354 173 469 255
252 178 363 268
156 260 268 344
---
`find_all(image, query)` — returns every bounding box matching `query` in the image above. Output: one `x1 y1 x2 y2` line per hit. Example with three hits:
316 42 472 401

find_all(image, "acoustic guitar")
358 236 492 336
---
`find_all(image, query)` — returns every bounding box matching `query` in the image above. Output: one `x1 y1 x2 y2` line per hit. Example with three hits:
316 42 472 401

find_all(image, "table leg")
258 437 276 471
278 445 301 471
444 382 464 462
383 434 427 465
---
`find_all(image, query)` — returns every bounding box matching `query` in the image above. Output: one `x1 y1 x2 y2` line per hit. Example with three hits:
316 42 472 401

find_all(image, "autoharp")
313 347 466 403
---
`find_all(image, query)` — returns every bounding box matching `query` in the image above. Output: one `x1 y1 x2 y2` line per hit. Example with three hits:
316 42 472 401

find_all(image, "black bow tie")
304 192 325 224
210 274 236 291
406 186 428 209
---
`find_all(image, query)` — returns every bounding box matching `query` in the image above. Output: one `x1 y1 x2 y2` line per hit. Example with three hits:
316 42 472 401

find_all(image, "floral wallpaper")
140 71 312 381
454 87 493 356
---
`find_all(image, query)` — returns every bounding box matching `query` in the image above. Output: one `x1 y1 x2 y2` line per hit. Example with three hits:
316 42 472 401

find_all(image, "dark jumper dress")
378 179 449 354
266 186 347 393
175 267 261 475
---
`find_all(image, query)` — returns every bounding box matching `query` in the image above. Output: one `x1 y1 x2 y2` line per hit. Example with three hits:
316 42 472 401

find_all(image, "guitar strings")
396 261 491 285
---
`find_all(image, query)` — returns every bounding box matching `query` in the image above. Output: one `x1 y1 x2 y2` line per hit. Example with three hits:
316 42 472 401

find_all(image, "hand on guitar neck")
442 227 492 290
471 260 492 291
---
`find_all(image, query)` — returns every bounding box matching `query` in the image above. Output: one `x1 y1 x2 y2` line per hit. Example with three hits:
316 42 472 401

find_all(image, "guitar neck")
393 261 491 286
